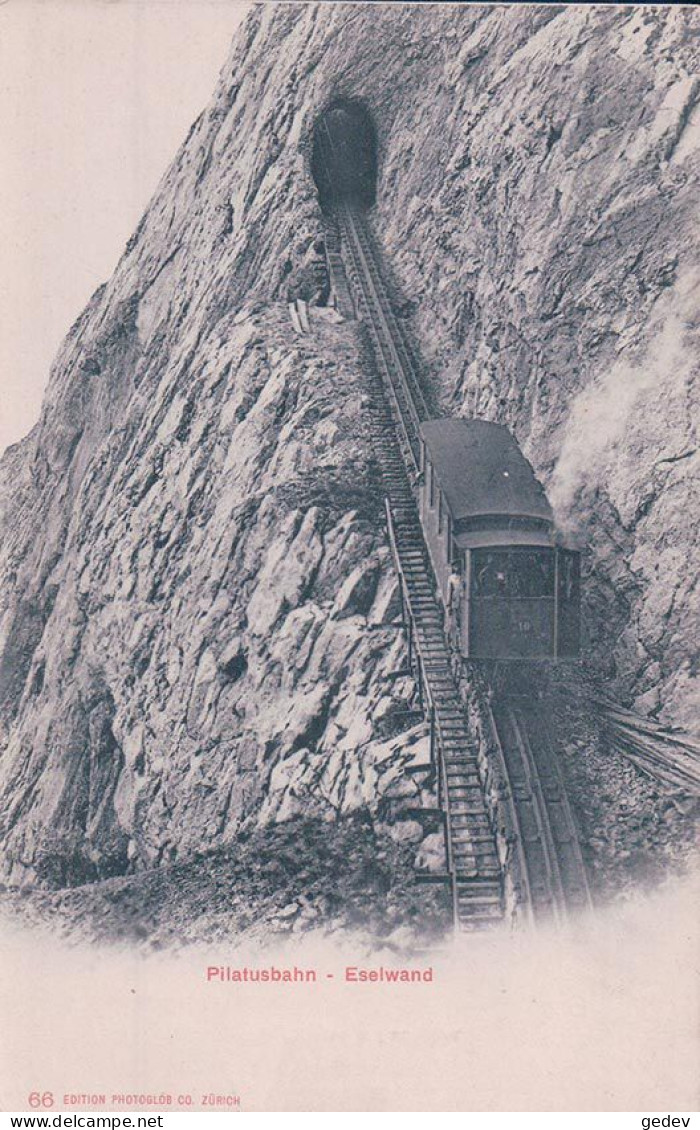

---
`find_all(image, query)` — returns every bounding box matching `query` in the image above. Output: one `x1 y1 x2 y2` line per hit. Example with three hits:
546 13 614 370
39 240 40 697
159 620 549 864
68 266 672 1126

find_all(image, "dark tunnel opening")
311 100 378 212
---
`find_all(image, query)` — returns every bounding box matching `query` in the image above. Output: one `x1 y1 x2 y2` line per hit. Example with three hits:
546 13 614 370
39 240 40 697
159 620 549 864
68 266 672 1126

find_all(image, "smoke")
548 271 700 526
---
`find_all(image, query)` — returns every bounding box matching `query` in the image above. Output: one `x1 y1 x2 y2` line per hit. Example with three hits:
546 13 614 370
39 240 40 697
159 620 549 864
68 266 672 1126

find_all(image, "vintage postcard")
0 0 698 1114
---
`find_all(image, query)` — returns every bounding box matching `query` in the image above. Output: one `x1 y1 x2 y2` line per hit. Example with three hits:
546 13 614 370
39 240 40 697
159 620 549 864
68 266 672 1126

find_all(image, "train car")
418 418 580 660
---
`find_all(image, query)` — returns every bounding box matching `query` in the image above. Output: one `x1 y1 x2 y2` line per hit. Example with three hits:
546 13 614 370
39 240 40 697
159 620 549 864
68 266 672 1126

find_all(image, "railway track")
336 202 591 929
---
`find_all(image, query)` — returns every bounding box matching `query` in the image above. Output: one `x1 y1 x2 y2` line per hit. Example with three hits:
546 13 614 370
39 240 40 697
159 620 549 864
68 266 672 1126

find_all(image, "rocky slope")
0 4 697 898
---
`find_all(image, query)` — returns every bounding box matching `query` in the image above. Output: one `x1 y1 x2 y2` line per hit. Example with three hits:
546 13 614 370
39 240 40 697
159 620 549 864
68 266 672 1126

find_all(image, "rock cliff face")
0 3 697 890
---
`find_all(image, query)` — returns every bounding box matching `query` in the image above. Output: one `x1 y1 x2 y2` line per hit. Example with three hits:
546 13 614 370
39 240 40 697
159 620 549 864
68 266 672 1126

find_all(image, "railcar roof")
421 418 553 524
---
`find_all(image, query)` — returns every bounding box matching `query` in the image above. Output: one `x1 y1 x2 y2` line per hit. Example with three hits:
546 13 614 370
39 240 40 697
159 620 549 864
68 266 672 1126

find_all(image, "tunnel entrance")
311 100 378 212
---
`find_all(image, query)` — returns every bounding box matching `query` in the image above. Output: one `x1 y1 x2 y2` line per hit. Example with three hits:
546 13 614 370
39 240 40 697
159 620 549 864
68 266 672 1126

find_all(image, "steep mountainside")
0 3 697 893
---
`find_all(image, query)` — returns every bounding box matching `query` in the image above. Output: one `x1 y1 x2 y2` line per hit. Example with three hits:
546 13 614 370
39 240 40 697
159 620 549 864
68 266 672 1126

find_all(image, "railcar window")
438 490 444 533
429 461 435 507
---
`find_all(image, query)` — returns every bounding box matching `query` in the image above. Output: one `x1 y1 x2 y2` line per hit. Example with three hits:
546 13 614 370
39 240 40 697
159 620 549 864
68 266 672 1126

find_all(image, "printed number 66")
28 1092 54 1108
